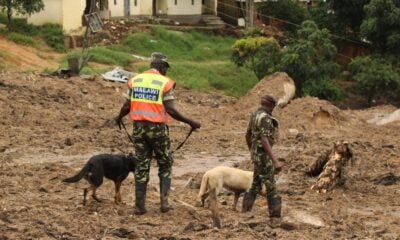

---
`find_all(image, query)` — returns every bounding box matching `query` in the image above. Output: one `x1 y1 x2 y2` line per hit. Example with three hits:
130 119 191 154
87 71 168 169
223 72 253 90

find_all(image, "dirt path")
1 72 399 239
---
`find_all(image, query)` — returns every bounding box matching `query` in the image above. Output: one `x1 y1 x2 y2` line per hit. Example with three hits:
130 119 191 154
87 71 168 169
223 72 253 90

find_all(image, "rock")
64 138 73 146
87 102 94 109
288 128 299 135
284 210 325 229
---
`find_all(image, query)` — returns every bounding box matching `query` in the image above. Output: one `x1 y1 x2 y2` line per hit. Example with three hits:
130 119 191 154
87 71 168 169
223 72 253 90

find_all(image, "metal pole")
245 0 254 28
249 0 254 27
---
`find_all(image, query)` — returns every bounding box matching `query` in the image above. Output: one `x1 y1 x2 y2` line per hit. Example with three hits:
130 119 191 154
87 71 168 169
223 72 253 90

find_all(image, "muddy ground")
0 71 399 240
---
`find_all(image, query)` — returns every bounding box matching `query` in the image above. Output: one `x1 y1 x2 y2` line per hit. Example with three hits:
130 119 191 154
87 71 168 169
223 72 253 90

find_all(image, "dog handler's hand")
189 120 201 130
274 161 284 174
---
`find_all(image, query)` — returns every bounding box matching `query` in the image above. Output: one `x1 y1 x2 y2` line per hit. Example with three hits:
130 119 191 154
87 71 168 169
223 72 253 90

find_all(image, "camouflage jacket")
247 106 279 150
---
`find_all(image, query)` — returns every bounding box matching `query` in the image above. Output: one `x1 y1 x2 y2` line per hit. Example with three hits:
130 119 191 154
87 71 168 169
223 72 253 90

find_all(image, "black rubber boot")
268 195 282 228
160 177 171 213
242 191 257 212
134 182 147 215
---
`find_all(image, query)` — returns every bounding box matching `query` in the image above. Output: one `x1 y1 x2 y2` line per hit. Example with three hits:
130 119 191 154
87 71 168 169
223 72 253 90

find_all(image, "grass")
71 26 258 96
6 32 36 46
0 18 258 96
0 14 65 52
121 27 235 61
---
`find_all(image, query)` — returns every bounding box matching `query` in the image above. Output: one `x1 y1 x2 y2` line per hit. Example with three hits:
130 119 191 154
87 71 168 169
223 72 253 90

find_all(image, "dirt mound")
274 97 345 132
0 37 61 71
241 72 295 111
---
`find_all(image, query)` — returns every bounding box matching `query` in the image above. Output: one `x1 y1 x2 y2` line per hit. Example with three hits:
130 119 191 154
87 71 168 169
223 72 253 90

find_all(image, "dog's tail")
63 165 90 183
198 173 209 198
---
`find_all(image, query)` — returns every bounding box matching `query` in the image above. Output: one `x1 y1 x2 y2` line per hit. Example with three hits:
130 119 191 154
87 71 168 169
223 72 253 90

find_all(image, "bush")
303 78 346 100
6 32 36 46
6 18 39 36
349 56 400 106
231 36 281 79
40 24 65 52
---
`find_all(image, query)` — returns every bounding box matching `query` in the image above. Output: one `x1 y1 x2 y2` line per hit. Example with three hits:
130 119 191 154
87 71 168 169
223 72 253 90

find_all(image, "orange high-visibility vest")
127 69 175 123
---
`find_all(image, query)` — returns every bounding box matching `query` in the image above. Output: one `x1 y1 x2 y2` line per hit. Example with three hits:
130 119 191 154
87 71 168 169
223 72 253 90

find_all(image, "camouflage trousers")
249 146 279 200
132 122 173 184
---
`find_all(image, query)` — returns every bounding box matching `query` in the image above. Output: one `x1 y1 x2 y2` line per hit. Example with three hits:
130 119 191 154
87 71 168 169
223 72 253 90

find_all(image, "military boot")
267 195 282 228
242 191 257 212
160 177 172 213
134 182 147 215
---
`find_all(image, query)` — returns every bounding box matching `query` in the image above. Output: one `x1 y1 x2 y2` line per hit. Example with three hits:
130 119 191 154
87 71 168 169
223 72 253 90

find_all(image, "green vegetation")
232 21 343 100
361 0 400 56
0 0 44 30
258 0 308 32
63 27 256 97
0 13 65 52
6 32 35 46
40 24 66 52
121 27 235 61
231 36 281 79
349 56 400 106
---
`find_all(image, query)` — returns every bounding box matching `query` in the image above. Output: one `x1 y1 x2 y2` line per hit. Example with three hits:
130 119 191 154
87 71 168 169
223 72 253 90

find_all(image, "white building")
26 0 217 33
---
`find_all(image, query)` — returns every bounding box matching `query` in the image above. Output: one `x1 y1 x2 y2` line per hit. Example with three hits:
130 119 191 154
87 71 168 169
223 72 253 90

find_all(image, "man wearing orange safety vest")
116 53 201 215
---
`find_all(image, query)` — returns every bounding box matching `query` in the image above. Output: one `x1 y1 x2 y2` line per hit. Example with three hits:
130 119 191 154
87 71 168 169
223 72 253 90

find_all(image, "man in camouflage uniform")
242 95 284 228
116 53 201 215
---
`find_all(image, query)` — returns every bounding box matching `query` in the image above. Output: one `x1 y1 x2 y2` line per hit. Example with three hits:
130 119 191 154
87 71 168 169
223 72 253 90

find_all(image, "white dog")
197 166 265 210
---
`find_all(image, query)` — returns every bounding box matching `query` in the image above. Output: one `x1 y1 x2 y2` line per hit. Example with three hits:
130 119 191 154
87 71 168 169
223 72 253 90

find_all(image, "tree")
0 0 44 30
258 0 308 32
361 0 400 56
349 56 400 106
328 0 371 37
280 21 342 99
231 36 282 79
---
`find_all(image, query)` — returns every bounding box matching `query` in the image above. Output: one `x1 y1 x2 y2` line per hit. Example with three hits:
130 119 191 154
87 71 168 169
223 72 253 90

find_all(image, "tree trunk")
310 141 353 193
6 0 12 30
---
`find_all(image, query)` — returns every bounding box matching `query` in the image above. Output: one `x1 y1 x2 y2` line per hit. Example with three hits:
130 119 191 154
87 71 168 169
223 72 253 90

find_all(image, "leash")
121 121 194 154
121 121 135 145
171 128 195 154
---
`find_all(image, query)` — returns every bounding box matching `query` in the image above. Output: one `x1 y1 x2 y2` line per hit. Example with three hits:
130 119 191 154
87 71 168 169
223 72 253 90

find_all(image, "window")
192 0 195 5
175 0 177 5
114 0 117 5
134 0 137 6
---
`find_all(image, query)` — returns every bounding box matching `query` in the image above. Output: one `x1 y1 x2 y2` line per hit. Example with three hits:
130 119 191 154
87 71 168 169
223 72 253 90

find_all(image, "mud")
0 72 399 239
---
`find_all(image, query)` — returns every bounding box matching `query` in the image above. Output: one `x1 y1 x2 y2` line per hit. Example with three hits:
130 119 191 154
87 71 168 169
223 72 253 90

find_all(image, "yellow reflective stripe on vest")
130 73 168 104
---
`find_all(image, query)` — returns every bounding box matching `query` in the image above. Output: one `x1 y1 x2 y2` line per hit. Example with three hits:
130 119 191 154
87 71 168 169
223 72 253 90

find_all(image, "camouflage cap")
150 52 169 68
261 95 277 106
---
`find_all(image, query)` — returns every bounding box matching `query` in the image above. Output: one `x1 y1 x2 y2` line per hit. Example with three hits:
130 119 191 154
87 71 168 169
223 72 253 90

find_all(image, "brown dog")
63 153 137 205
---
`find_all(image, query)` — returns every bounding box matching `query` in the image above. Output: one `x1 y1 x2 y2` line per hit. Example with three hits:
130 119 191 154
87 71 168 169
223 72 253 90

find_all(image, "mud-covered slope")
0 72 399 239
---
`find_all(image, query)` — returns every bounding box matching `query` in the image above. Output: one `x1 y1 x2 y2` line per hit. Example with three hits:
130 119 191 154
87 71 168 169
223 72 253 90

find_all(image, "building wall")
109 0 125 17
62 0 86 33
166 0 202 15
130 0 152 15
27 0 63 26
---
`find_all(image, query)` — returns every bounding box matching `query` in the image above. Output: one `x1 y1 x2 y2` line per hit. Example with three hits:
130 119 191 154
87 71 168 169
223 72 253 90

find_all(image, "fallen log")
310 141 354 193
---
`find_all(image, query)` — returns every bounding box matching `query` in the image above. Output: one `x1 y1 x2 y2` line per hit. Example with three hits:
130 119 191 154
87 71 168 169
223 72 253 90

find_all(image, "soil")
1 70 399 240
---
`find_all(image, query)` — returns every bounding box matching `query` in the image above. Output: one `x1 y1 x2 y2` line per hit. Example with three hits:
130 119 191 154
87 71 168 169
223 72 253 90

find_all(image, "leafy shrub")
7 32 36 46
6 18 39 36
231 36 281 79
303 78 345 100
349 56 400 106
40 24 65 52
